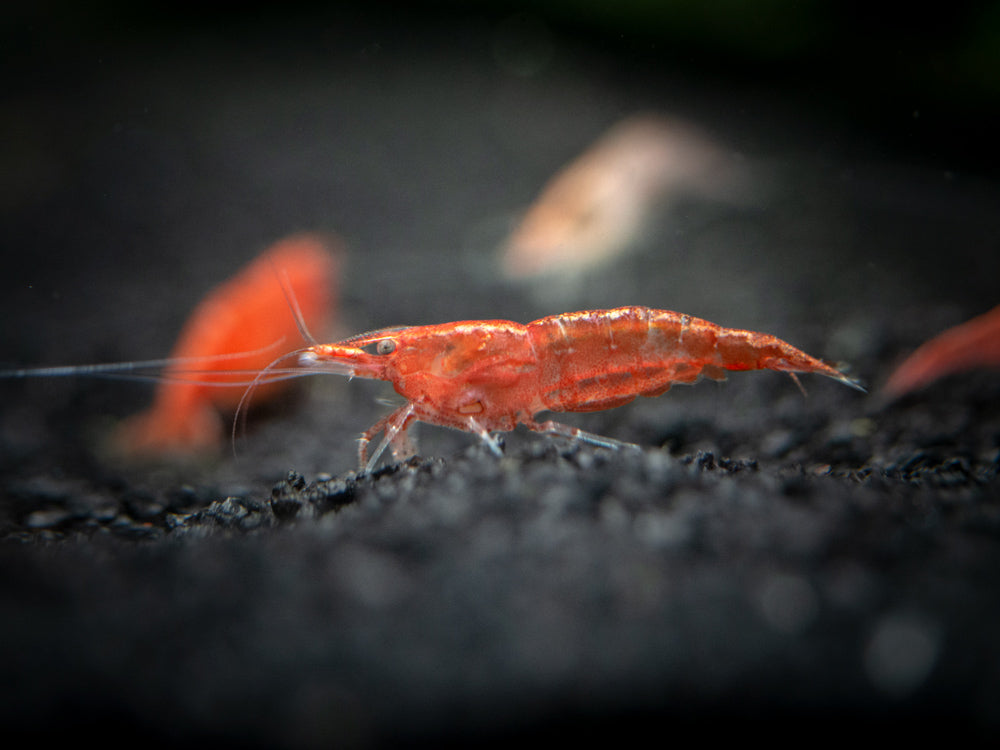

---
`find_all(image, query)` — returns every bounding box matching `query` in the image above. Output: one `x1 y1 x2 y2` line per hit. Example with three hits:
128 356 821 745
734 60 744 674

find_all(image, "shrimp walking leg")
524 417 639 452
360 402 417 472
465 417 505 457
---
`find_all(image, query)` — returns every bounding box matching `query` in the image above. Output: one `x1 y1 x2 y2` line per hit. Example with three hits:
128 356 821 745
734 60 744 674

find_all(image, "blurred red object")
882 303 1000 399
112 233 341 459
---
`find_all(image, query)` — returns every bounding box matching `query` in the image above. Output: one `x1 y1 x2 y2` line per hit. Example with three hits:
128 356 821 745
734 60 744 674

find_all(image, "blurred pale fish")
501 114 750 281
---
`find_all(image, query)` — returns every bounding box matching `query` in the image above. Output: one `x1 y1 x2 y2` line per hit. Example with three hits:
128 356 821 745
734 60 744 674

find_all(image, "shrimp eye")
359 338 397 356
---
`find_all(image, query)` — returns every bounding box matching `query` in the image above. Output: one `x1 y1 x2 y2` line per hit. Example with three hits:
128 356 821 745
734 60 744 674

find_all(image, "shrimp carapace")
111 232 341 459
299 306 864 472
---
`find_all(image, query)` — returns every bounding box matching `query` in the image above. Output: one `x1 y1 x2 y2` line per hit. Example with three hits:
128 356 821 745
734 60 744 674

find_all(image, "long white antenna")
269 257 317 346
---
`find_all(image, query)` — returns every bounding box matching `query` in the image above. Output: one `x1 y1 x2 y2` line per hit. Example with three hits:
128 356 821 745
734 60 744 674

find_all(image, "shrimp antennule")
0 343 307 387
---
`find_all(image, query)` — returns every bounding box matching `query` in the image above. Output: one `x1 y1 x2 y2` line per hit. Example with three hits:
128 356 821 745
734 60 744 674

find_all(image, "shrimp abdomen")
530 306 859 413
530 307 685 412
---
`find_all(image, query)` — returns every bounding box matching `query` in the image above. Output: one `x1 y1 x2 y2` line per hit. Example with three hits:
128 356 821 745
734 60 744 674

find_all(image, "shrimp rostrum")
293 306 864 472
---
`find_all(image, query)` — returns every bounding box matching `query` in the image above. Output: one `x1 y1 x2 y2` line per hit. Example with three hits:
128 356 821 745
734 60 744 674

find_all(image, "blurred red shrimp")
111 233 340 459
882 303 1000 399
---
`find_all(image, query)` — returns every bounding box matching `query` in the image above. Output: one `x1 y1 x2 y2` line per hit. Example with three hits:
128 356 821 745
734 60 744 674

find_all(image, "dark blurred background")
4 0 999 170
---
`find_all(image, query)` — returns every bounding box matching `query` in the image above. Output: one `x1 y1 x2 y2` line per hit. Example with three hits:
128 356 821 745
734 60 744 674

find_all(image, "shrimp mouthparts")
297 350 357 378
